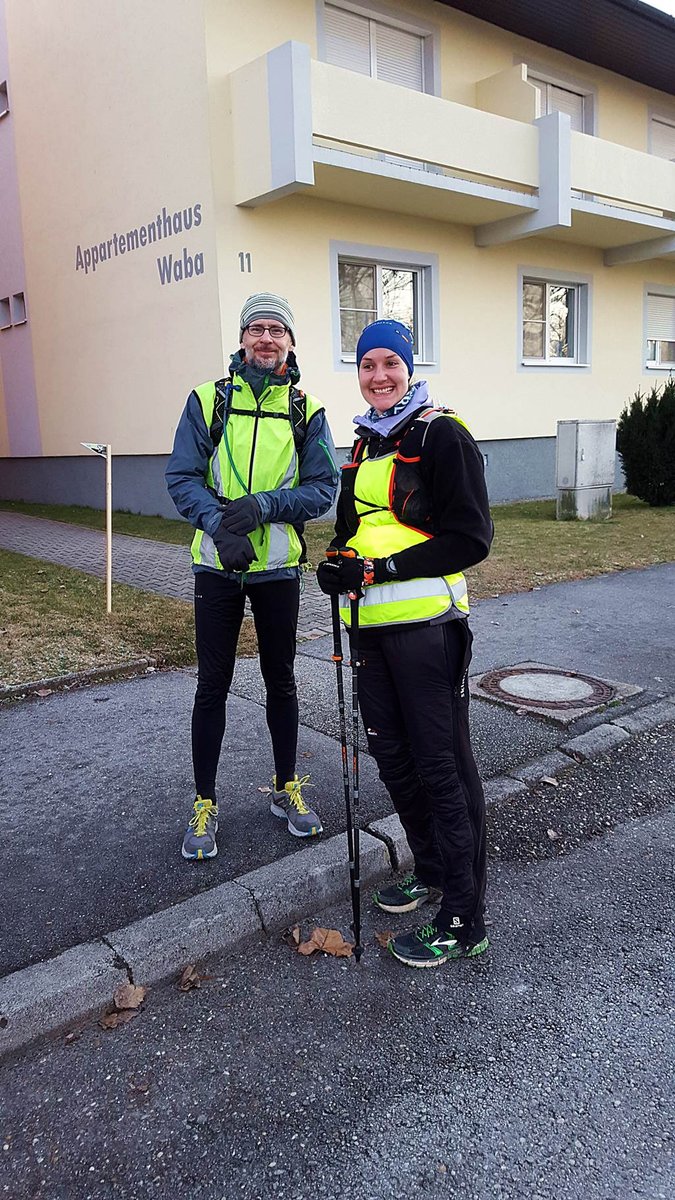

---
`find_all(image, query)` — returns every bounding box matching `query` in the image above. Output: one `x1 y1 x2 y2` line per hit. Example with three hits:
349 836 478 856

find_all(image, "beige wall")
5 0 223 457
202 1 675 448
207 191 675 447
2 0 674 464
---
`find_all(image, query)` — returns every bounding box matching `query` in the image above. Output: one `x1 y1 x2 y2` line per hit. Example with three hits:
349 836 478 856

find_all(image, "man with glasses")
166 292 338 860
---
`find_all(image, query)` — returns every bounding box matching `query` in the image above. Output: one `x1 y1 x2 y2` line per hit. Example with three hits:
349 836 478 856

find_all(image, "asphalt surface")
1 665 558 979
1 724 673 1200
2 565 674 978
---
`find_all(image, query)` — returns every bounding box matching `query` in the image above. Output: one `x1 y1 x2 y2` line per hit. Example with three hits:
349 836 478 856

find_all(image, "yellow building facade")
1 0 674 510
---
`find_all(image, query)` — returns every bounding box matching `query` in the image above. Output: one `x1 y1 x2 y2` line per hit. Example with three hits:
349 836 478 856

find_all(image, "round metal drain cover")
479 666 616 711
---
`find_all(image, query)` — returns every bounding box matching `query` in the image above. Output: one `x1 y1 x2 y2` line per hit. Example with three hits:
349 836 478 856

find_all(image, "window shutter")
651 118 675 161
529 76 585 131
647 293 675 341
547 84 585 132
374 22 424 92
324 4 371 76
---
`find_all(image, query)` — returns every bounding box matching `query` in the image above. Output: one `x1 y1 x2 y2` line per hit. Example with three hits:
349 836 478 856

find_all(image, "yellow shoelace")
190 797 218 837
285 775 312 815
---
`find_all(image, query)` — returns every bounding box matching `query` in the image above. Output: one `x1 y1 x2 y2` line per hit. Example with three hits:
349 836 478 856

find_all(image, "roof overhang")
439 0 675 97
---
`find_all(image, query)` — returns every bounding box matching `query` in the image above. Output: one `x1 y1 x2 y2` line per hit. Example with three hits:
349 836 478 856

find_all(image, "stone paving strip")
0 510 332 639
1 699 673 1060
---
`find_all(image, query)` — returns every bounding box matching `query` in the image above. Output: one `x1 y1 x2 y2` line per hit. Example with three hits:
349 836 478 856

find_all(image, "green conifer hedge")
616 380 675 507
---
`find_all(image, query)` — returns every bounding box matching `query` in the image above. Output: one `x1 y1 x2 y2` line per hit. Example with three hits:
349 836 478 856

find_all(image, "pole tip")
354 944 363 963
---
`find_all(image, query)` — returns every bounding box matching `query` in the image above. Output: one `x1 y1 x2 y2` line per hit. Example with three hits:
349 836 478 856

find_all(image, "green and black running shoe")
388 921 489 968
373 873 441 914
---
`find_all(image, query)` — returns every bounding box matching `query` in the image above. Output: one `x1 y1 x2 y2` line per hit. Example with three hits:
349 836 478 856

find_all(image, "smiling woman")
316 316 494 969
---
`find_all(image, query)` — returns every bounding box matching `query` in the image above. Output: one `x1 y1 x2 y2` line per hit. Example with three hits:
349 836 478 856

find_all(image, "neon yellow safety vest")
339 416 470 629
190 376 323 574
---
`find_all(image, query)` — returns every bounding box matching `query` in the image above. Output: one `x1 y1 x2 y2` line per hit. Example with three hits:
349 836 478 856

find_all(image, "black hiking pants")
191 571 300 798
357 618 487 936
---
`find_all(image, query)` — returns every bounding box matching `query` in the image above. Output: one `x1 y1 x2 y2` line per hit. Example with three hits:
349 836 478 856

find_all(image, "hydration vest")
190 374 323 574
339 408 471 628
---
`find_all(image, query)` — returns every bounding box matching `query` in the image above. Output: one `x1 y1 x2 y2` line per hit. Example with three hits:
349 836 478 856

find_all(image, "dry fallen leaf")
64 1031 80 1045
281 925 302 948
178 965 205 992
296 927 353 958
547 828 562 841
35 688 53 698
375 930 394 948
113 983 147 1011
541 776 559 788
99 1009 138 1031
257 786 272 794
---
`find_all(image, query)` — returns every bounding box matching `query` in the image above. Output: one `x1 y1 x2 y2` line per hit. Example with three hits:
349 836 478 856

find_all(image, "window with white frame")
528 73 588 133
338 256 426 357
522 277 588 364
646 291 675 368
324 3 426 92
650 117 675 161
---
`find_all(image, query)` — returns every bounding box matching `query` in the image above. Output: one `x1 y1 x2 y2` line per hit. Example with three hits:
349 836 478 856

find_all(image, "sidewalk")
0 509 332 638
1 510 674 1055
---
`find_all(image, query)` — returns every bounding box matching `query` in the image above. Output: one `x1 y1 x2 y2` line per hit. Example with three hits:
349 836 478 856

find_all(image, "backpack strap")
289 387 307 452
209 378 231 448
209 379 307 452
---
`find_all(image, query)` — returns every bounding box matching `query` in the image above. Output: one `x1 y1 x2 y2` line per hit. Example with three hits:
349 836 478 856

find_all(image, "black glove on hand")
316 551 365 598
212 520 257 572
219 495 262 536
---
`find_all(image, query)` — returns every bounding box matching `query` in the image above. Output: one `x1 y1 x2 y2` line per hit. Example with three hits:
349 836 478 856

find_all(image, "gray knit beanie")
239 292 296 345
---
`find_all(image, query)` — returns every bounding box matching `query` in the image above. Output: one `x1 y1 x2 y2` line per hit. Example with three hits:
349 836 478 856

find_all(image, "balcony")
229 42 675 265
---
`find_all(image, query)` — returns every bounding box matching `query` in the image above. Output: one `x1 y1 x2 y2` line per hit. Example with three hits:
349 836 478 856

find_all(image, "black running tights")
191 571 300 798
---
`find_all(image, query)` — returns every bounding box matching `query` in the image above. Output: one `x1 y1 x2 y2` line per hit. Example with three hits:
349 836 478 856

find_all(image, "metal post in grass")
81 442 113 614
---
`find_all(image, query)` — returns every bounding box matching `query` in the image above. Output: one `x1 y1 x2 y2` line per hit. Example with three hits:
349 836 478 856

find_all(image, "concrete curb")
366 814 414 873
0 943 129 1057
237 830 390 931
0 658 158 702
0 827 394 1059
106 881 261 990
611 699 675 735
561 722 630 761
1 697 673 1059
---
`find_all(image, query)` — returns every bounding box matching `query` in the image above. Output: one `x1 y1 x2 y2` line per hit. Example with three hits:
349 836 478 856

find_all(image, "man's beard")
244 347 288 373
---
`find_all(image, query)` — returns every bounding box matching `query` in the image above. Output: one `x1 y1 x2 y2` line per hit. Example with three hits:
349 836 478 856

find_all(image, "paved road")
1 664 560 979
2 564 674 978
1 725 673 1200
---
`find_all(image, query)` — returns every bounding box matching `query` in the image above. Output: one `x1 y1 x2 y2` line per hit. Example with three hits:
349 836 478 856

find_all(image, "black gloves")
316 551 366 598
219 495 262 536
316 550 398 596
212 519 257 572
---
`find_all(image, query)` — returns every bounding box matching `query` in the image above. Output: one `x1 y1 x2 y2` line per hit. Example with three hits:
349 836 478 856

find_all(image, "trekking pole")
329 588 356 917
347 583 363 964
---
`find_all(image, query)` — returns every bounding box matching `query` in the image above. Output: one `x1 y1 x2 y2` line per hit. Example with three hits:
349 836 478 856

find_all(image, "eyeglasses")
246 322 288 339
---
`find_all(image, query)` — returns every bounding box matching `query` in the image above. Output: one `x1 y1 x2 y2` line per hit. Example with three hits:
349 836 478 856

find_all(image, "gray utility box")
556 420 616 521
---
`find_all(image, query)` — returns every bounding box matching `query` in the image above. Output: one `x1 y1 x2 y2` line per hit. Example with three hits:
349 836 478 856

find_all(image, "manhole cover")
470 662 642 725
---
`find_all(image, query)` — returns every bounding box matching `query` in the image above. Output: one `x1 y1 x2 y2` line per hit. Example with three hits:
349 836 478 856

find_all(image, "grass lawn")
0 494 673 688
0 550 256 690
